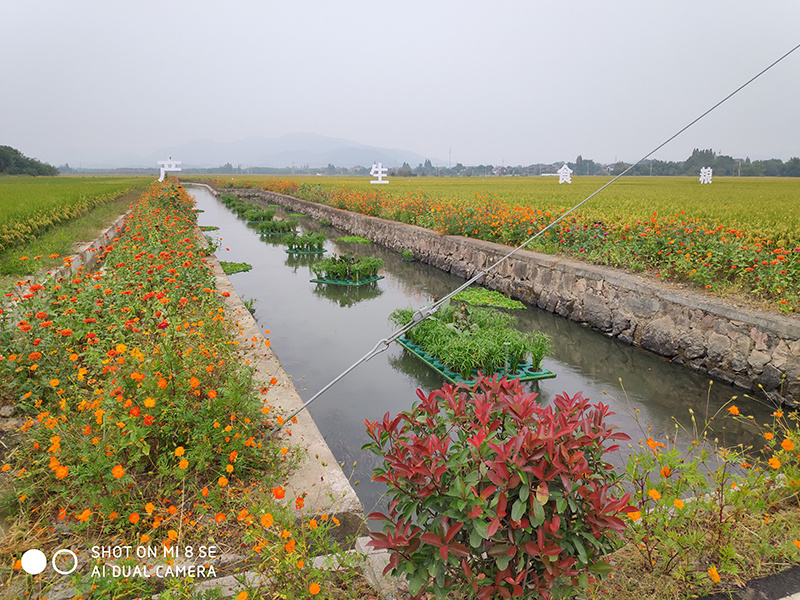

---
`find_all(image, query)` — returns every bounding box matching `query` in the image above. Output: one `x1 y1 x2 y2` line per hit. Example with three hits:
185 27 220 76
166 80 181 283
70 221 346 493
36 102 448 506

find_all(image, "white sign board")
699 167 712 184
158 159 182 182
557 164 573 184
370 162 388 184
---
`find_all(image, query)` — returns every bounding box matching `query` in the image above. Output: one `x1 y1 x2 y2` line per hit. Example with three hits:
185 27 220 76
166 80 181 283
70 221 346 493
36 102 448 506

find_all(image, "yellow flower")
708 565 720 583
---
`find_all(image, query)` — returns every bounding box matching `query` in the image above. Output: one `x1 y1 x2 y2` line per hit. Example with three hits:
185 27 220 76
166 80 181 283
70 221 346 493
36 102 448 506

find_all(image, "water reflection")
312 281 384 308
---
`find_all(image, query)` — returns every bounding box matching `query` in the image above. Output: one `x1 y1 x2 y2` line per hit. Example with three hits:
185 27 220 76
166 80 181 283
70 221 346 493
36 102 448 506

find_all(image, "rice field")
0 176 148 253
196 175 800 311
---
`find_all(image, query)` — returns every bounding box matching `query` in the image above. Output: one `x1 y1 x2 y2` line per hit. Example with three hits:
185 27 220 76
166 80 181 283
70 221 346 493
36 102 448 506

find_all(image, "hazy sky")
2 1 799 167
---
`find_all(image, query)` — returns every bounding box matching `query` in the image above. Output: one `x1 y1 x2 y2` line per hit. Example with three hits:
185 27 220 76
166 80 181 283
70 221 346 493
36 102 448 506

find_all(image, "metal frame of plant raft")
309 275 384 286
396 336 556 384
285 248 326 255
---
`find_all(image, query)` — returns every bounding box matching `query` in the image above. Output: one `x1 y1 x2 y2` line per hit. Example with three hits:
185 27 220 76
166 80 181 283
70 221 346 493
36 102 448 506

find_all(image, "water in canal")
188 185 772 518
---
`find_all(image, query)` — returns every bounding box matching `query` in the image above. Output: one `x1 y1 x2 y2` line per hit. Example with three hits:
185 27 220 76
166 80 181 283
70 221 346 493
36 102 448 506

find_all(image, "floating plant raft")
396 336 556 385
390 302 553 384
310 253 384 286
284 232 326 253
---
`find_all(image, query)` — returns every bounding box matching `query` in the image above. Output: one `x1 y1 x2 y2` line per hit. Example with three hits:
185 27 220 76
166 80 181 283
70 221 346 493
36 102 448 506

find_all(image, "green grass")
220 260 253 274
334 235 371 244
452 287 526 310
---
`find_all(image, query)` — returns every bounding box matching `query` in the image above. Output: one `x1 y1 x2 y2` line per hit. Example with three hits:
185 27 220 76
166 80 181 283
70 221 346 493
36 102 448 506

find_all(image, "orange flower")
645 437 664 451
76 509 92 522
145 502 155 514
309 583 321 595
627 510 641 521
55 465 69 479
794 540 800 549
295 497 305 510
229 450 238 462
208 390 217 399
201 486 209 497
168 529 178 541
673 499 685 509
284 539 296 553
189 377 200 388
765 432 774 441
50 378 60 387
296 560 305 569
129 512 140 524
218 476 228 487
157 378 168 389
280 447 288 455
236 593 248 600
112 465 125 479
309 519 318 530
175 446 185 457
272 486 285 499
648 489 661 501
708 565 720 583
768 457 781 469
260 513 274 528
179 459 189 470
215 513 226 523
782 439 795 451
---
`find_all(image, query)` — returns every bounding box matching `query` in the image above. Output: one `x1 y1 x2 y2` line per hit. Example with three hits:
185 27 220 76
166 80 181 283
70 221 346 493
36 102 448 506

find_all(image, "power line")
268 41 800 437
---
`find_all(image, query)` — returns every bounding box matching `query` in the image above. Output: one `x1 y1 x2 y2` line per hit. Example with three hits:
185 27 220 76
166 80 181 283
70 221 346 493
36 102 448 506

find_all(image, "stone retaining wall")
214 186 800 408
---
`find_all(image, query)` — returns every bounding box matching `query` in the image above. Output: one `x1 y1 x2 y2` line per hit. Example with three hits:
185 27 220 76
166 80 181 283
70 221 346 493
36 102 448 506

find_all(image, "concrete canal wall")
213 186 800 409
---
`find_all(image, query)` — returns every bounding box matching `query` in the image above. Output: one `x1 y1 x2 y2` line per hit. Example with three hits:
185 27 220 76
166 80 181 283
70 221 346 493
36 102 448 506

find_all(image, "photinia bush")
363 376 635 599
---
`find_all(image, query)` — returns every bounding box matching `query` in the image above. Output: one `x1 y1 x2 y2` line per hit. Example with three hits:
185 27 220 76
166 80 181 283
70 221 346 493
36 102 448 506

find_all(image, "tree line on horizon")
0 145 59 176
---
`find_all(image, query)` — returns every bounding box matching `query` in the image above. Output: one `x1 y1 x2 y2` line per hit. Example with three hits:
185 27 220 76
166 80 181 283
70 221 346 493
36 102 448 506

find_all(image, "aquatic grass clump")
335 235 371 244
257 218 298 234
283 231 326 253
311 253 384 284
452 287 526 310
220 260 253 274
390 302 551 378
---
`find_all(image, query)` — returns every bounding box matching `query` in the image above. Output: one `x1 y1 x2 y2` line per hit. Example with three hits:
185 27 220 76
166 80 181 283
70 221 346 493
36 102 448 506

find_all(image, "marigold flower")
179 459 189 470
215 513 226 523
76 509 92 522
168 529 178 541
129 407 141 418
225 464 233 473
296 560 304 569
309 519 318 530
229 450 238 462
144 397 156 408
765 432 774 441
673 499 685 509
189 377 200 388
309 583 321 595
108 511 118 520
284 539 296 553
627 510 641 521
143 415 154 425
768 457 781 469
208 390 217 399
157 378 168 389
201 487 209 497
237 593 248 600
794 540 800 549
50 378 60 387
295 497 305 510
708 565 720 583
175 446 185 457
55 465 69 479
660 465 672 478
146 502 155 514
218 476 228 487
727 405 739 416
272 486 285 499
648 489 661 501
261 513 274 528
112 465 125 479
782 439 795 451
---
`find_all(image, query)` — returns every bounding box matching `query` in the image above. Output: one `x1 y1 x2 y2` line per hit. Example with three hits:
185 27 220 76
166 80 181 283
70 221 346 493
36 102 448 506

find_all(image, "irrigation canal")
188 185 772 519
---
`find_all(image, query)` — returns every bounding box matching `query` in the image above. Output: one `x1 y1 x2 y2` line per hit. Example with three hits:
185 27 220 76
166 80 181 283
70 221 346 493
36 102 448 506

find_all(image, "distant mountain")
84 133 442 169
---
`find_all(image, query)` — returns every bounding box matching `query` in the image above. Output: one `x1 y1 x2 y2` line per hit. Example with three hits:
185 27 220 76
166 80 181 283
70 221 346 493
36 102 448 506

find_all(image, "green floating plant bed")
285 248 326 255
453 288 526 310
397 336 555 384
310 275 384 286
199 225 219 231
335 236 371 244
220 261 252 275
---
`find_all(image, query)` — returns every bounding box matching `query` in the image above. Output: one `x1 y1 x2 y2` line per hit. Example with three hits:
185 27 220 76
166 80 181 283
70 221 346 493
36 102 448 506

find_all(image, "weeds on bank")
588 388 800 600
0 180 364 599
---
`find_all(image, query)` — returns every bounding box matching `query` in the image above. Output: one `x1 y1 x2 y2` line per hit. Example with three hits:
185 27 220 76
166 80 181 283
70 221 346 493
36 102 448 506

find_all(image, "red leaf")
420 532 443 547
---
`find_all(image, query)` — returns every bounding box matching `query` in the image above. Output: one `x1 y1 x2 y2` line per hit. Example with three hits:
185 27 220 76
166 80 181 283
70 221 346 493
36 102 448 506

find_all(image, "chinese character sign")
370 162 388 184
699 167 712 184
158 159 182 182
557 164 572 184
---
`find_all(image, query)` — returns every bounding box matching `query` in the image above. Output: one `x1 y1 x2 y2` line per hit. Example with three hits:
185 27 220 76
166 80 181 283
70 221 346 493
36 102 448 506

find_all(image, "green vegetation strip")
335 236 371 244
453 287 526 310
